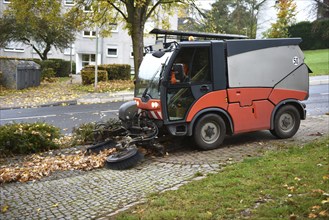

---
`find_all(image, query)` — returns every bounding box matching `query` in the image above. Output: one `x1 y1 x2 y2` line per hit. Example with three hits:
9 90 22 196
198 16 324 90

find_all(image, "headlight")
151 102 159 109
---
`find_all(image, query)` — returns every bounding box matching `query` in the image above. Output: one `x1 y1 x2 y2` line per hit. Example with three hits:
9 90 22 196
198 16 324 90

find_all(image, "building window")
4 42 24 53
130 46 134 58
107 46 118 57
83 5 92 12
83 30 96 38
3 0 11 3
109 23 118 32
82 54 95 67
64 0 74 6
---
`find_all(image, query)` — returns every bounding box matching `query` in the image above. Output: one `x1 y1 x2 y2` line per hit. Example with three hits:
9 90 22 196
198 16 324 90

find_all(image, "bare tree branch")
106 0 128 21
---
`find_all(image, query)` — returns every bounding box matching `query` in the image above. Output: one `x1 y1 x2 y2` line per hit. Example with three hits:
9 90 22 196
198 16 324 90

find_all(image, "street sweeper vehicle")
91 29 311 170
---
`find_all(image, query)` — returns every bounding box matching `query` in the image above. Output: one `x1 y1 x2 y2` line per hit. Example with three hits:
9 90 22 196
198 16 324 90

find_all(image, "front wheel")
194 114 226 150
270 105 301 139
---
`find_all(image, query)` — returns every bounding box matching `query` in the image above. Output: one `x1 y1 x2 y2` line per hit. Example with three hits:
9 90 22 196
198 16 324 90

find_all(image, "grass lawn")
116 137 329 220
304 49 329 76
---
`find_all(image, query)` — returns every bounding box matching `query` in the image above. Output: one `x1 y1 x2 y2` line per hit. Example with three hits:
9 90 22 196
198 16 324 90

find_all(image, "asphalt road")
303 84 329 116
0 84 328 134
0 102 125 134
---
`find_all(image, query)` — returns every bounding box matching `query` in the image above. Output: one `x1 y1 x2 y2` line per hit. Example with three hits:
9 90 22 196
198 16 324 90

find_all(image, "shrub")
71 122 96 145
81 69 108 85
289 19 329 50
41 67 56 82
0 122 61 156
103 64 131 80
84 64 131 80
38 59 72 77
70 119 122 146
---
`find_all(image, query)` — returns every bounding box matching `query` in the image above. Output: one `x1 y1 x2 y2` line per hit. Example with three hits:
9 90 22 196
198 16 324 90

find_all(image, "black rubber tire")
270 105 301 139
105 148 144 170
194 114 226 150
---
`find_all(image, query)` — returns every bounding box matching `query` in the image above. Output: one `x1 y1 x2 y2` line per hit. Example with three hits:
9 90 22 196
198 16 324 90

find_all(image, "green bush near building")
83 64 131 81
81 69 108 85
37 59 73 77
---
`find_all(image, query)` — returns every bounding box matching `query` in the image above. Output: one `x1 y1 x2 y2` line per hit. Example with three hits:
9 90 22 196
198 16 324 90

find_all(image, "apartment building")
0 0 177 74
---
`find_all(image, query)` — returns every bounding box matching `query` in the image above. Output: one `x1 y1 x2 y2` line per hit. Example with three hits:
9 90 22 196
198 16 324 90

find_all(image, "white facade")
0 0 179 74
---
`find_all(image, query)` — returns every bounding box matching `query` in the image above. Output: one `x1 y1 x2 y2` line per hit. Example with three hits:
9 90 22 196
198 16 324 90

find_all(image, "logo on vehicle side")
292 56 300 65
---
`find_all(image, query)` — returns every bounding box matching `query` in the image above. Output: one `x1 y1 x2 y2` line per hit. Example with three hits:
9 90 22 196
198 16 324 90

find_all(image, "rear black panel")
212 41 227 90
227 38 302 56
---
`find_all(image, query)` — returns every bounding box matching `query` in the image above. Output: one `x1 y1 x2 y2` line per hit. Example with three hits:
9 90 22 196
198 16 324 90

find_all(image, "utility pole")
94 27 99 90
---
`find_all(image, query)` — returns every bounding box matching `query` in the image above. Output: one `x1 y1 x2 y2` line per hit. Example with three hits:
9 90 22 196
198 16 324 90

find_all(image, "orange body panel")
134 97 161 110
227 88 272 106
228 100 274 133
186 90 228 122
134 98 163 119
269 89 308 105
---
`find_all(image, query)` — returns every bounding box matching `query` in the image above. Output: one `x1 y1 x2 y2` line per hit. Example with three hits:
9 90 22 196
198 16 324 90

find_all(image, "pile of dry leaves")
0 148 116 184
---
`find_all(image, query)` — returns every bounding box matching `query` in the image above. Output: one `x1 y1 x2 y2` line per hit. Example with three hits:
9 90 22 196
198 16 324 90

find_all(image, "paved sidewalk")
1 115 328 219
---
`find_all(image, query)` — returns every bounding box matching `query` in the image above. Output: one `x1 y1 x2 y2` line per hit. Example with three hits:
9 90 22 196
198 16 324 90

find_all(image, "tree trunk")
131 25 144 78
129 7 146 79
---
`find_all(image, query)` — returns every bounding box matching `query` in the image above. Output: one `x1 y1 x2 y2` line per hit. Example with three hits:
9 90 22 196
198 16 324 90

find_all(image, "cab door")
162 44 213 124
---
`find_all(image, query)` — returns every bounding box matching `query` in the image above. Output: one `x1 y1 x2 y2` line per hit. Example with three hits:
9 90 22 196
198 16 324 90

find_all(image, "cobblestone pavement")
1 115 328 219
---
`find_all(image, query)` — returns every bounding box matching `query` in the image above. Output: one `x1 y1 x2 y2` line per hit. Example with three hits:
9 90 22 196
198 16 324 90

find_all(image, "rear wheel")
194 114 226 150
270 105 300 139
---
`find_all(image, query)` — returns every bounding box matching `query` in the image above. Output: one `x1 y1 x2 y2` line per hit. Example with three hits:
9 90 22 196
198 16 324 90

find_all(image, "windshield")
135 51 173 98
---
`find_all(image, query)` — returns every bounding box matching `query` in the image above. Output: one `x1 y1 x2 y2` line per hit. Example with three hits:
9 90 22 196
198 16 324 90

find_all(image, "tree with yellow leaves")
263 0 297 38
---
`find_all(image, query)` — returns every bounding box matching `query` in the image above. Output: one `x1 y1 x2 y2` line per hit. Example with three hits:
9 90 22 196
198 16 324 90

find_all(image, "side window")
170 47 210 84
190 47 211 83
170 47 193 84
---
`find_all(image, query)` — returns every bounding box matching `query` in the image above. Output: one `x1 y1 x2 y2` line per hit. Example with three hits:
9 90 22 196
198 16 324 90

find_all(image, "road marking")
320 93 329 95
100 110 118 113
63 110 118 115
1 114 57 121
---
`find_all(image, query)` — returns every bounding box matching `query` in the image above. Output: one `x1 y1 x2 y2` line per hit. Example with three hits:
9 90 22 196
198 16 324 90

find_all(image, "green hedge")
37 59 73 77
83 64 131 80
0 122 61 155
81 69 108 85
289 19 329 50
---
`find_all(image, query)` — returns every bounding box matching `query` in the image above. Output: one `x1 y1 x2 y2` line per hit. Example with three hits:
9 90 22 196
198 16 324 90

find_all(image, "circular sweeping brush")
105 146 144 170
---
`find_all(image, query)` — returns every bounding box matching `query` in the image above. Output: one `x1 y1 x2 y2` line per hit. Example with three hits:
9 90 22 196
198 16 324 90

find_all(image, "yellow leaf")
319 210 329 217
308 213 317 219
52 203 58 207
312 205 321 210
321 198 329 204
323 175 329 180
1 205 9 213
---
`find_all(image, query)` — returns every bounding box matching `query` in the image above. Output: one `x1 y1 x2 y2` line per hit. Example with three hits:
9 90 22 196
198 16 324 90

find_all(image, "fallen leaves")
1 204 9 213
0 148 116 184
0 78 133 109
0 79 84 109
307 189 329 219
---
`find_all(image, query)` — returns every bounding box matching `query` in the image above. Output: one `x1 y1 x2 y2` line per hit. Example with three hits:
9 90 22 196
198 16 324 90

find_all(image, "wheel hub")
205 125 215 139
201 122 220 144
279 113 294 132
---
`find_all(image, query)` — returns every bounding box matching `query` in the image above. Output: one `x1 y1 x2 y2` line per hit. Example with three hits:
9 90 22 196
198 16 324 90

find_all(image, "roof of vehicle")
150 28 247 42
